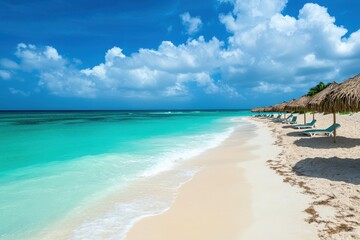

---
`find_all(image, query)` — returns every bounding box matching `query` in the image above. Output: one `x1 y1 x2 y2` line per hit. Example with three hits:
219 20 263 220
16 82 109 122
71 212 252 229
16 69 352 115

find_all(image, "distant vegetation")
307 82 331 97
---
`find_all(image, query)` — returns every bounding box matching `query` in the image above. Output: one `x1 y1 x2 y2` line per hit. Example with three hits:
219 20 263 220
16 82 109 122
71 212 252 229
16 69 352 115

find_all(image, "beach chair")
303 124 341 137
293 119 317 129
280 115 293 123
273 115 282 122
285 116 297 124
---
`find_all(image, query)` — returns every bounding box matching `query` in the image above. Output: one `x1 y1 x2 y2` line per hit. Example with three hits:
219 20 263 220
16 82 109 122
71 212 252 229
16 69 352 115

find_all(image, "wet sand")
125 119 317 240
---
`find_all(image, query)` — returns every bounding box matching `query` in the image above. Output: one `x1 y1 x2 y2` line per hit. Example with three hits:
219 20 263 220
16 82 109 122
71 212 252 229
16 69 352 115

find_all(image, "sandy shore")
125 119 317 240
255 112 360 239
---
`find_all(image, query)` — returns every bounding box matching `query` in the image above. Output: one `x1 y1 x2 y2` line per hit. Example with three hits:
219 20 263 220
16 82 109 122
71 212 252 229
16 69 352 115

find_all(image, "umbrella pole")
304 112 306 124
333 112 336 143
313 112 315 121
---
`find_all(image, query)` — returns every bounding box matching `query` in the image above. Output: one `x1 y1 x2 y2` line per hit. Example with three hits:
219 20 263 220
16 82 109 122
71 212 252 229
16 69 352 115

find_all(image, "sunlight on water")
0 110 251 239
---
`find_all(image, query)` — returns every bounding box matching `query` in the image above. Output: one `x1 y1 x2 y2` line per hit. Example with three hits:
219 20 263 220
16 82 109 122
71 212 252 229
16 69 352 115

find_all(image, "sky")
0 0 360 110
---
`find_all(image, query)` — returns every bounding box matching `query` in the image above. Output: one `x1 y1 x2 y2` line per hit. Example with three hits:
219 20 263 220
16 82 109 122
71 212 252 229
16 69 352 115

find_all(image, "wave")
63 127 235 239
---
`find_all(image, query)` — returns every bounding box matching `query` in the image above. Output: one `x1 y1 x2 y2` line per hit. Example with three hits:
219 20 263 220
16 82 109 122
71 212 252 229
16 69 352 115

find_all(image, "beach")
0 111 254 239
2 111 359 239
255 112 360 239
125 118 318 239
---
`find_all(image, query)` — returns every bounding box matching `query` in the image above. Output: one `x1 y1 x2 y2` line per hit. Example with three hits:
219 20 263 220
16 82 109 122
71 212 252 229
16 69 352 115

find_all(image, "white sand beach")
256 112 360 239
125 119 318 239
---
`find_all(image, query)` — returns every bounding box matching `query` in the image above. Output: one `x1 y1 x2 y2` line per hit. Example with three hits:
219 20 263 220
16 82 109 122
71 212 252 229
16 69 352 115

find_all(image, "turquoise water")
0 110 251 239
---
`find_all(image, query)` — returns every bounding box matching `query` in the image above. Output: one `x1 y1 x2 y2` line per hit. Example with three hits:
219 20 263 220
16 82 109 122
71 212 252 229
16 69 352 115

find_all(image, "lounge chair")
285 116 297 124
272 115 282 122
293 119 317 129
280 115 293 123
303 124 341 137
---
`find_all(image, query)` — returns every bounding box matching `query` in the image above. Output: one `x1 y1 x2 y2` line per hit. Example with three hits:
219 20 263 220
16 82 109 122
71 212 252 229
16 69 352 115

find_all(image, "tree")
307 82 331 97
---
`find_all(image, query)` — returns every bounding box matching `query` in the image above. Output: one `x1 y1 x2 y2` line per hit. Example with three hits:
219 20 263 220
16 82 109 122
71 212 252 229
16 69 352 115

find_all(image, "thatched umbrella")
322 74 360 112
320 74 360 143
251 107 262 113
284 99 296 112
307 82 339 120
273 102 287 112
285 95 311 124
252 107 273 113
264 106 274 112
273 102 288 118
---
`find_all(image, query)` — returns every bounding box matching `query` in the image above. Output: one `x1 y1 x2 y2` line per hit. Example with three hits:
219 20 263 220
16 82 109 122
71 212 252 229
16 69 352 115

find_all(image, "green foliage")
307 82 331 97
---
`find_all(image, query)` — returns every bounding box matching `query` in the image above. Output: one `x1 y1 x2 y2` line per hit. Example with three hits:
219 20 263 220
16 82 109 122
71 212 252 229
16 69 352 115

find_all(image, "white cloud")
44 46 62 61
105 47 125 66
9 87 29 96
10 37 240 99
253 81 293 93
180 12 202 35
79 36 243 98
38 70 98 98
0 58 19 69
3 0 360 101
218 0 360 92
269 14 296 36
15 43 66 71
0 70 11 80
232 0 287 18
15 43 97 98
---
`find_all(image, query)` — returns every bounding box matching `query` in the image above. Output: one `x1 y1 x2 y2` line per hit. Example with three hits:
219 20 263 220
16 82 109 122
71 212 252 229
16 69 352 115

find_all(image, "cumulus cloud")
180 12 202 35
81 37 240 98
7 39 239 99
14 43 98 97
219 0 360 92
3 0 360 100
15 43 67 71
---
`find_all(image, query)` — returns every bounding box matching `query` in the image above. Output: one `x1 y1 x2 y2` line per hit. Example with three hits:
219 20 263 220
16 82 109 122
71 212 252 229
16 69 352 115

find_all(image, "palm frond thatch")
284 99 296 111
307 82 338 112
285 95 311 111
272 102 287 112
251 108 262 112
252 106 274 112
263 106 274 112
321 74 360 113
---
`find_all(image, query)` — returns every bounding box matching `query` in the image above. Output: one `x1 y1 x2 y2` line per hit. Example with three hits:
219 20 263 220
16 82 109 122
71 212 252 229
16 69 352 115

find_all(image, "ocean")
0 110 251 239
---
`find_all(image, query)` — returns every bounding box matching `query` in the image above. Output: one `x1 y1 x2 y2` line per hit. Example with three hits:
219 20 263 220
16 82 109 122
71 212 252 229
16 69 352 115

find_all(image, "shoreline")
124 118 317 239
34 117 237 240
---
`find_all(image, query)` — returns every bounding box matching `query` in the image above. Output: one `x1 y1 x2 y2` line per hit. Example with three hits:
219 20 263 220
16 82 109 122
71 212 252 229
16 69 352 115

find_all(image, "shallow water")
0 110 251 239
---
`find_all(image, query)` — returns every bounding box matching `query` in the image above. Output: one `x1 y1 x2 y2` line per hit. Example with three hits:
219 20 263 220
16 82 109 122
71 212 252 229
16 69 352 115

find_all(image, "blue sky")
1 0 360 110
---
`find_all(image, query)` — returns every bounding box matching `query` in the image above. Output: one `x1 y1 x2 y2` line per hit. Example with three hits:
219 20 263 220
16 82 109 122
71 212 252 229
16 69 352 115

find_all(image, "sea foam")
68 127 234 240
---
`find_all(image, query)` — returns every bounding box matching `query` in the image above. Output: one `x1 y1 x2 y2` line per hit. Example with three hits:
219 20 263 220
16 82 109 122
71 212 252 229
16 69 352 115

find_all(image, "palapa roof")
285 95 311 111
261 106 271 112
252 106 273 112
284 99 297 111
307 82 338 112
321 73 360 112
273 102 287 112
251 107 263 112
